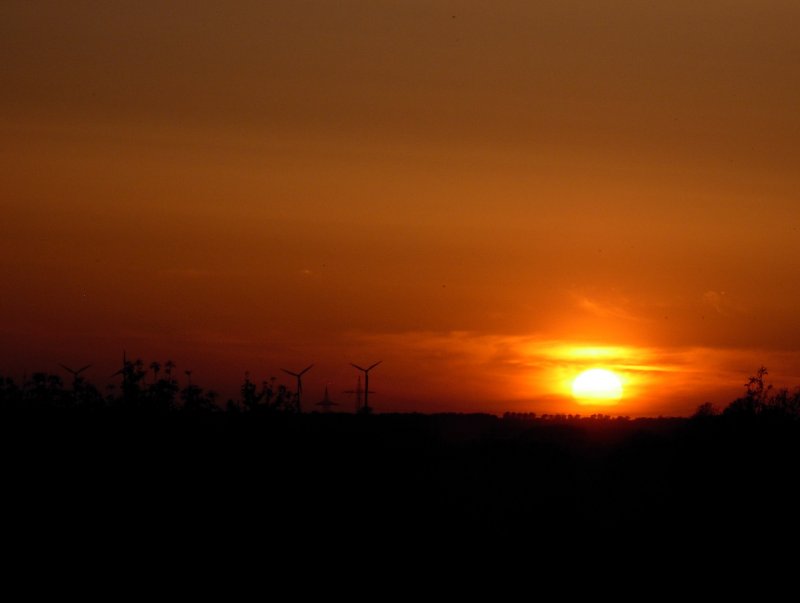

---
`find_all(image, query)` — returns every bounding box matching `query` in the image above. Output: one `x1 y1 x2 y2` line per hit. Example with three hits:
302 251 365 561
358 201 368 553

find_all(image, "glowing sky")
2 1 800 415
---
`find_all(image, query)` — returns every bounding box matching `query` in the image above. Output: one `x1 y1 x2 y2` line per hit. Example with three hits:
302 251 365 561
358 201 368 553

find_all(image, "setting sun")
4 3 800 417
571 369 624 404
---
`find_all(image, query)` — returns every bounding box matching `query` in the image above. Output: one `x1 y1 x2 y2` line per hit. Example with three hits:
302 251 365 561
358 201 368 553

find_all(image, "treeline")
503 412 630 421
694 366 800 421
0 358 300 414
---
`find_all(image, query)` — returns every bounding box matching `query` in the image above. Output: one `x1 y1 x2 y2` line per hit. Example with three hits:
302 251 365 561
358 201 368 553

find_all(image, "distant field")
4 410 799 549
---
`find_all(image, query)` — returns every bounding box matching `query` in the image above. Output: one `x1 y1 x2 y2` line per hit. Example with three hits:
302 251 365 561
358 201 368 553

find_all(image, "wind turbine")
110 350 128 387
58 363 91 391
350 361 381 414
281 364 313 413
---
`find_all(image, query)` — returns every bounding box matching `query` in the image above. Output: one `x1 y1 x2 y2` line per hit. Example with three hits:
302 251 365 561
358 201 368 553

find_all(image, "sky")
2 1 800 415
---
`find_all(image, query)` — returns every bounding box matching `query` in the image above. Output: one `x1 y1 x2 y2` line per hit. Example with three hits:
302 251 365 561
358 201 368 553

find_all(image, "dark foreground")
5 409 800 554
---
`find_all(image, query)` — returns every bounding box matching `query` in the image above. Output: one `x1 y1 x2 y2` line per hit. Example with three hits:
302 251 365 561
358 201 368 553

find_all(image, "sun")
571 368 623 403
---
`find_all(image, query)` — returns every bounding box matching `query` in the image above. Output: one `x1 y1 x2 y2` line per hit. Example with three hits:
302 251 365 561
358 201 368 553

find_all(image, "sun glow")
571 368 623 403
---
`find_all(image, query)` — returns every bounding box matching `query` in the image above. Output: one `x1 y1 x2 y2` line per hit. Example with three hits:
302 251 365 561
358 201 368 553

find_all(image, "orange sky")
2 1 800 415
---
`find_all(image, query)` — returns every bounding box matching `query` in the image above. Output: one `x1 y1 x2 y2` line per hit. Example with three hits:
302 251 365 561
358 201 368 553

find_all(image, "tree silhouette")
180 379 217 413
236 373 299 414
240 372 262 411
746 366 771 403
24 372 65 408
718 366 800 421
0 373 20 409
164 360 176 382
764 387 800 419
693 402 718 418
150 361 161 383
146 364 179 412
725 366 773 417
115 358 147 407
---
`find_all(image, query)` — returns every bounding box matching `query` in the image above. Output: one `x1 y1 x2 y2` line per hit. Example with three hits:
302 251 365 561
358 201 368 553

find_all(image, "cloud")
575 294 641 322
701 290 742 316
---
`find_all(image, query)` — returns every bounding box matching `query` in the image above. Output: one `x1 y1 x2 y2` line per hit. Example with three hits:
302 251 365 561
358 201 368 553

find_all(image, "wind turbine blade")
58 363 75 375
367 361 382 371
281 368 299 377
77 365 91 374
351 363 366 371
299 364 314 375
110 369 123 378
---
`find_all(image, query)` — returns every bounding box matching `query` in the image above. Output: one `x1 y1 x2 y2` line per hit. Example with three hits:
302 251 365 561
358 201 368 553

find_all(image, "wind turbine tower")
281 364 314 413
110 350 128 388
350 361 381 414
